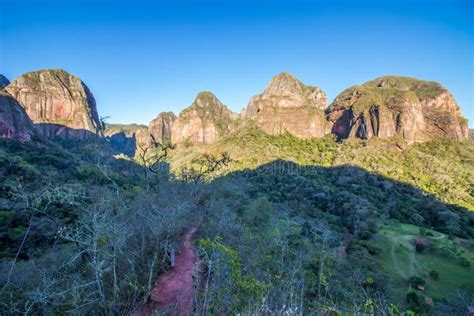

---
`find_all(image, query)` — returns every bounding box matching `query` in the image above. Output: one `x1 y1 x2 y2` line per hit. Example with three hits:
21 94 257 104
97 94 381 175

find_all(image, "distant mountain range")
0 69 469 151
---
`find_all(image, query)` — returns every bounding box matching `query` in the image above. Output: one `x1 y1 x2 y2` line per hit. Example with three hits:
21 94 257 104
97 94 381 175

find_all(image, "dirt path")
391 241 408 279
390 234 432 280
136 227 200 316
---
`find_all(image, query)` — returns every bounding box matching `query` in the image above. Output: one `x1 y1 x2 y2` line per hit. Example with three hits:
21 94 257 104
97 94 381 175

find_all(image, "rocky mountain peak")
149 111 177 143
327 76 468 143
0 74 10 88
265 72 305 95
6 69 102 140
241 72 330 138
244 72 327 119
193 91 221 108
263 72 327 107
172 91 236 145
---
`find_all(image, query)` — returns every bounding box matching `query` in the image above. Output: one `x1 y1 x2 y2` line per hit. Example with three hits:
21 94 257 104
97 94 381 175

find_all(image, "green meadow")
377 222 474 300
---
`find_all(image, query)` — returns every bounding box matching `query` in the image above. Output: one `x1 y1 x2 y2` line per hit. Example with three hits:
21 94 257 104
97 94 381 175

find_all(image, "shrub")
406 292 422 313
408 276 426 288
458 257 471 267
429 270 439 281
411 238 430 252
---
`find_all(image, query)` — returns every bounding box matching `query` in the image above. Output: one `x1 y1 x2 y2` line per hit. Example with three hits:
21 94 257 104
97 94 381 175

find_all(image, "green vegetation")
1 125 473 314
104 123 148 136
377 223 473 301
0 138 196 314
365 75 447 100
172 126 474 211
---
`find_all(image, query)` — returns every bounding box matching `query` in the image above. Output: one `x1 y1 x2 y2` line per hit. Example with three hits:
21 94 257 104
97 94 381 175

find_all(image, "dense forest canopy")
1 129 473 315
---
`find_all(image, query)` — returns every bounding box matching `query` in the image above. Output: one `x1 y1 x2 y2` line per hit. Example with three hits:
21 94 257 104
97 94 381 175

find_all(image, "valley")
0 68 473 315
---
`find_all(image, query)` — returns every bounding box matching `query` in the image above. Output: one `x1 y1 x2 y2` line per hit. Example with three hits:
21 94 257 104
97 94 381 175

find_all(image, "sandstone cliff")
326 76 468 144
243 72 330 138
6 69 103 140
105 112 177 156
148 111 176 143
0 88 37 142
172 92 236 145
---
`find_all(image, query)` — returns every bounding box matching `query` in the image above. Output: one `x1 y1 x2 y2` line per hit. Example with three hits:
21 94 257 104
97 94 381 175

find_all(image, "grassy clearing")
377 222 473 300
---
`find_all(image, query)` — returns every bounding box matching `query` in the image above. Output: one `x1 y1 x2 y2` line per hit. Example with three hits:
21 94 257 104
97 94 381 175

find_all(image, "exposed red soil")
133 227 199 316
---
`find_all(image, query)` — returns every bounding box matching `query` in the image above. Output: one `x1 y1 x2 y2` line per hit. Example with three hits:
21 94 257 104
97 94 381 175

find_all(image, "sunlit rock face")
243 72 331 138
6 69 103 140
172 92 237 145
0 88 37 142
326 76 468 144
148 111 176 143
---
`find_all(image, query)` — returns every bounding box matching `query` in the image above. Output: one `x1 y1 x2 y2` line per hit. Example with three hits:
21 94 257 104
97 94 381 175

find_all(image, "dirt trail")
391 241 408 279
136 227 200 316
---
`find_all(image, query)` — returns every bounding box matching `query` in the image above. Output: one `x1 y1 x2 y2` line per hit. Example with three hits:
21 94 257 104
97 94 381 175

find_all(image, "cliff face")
104 112 177 156
0 89 37 142
6 69 102 140
243 72 330 138
326 76 468 144
148 112 176 143
172 92 236 145
3 69 468 147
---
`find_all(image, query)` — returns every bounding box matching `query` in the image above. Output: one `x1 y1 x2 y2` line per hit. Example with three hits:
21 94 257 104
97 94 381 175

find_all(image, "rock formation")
104 123 149 156
0 75 10 88
2 69 468 147
6 69 103 140
326 76 468 144
172 92 236 145
0 88 37 142
104 112 177 156
148 112 176 143
243 72 330 138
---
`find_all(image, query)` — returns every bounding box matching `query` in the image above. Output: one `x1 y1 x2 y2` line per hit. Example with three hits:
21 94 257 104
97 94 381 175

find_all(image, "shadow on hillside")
214 160 474 239
105 131 137 157
31 123 139 156
35 123 102 141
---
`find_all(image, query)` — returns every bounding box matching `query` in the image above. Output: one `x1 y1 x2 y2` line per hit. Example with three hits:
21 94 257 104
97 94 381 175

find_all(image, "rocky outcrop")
0 75 10 88
172 92 236 145
148 112 176 143
243 72 330 138
104 123 149 155
0 89 37 142
326 76 468 144
6 69 102 140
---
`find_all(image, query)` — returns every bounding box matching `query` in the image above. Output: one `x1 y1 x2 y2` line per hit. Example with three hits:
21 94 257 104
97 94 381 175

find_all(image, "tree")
136 135 174 189
429 270 439 281
181 152 232 184
408 276 425 288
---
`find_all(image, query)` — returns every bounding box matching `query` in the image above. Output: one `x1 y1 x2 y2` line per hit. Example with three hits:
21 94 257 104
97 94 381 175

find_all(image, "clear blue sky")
1 0 473 126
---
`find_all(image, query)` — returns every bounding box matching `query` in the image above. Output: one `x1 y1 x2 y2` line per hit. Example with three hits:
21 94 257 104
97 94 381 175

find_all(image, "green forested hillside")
1 130 473 315
169 126 474 314
171 126 474 210
0 139 197 314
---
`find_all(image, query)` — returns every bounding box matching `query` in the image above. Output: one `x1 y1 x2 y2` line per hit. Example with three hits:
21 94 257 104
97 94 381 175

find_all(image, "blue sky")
1 0 473 126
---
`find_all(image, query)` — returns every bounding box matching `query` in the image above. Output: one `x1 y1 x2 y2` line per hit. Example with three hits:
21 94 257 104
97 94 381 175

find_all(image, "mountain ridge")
1 69 469 150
